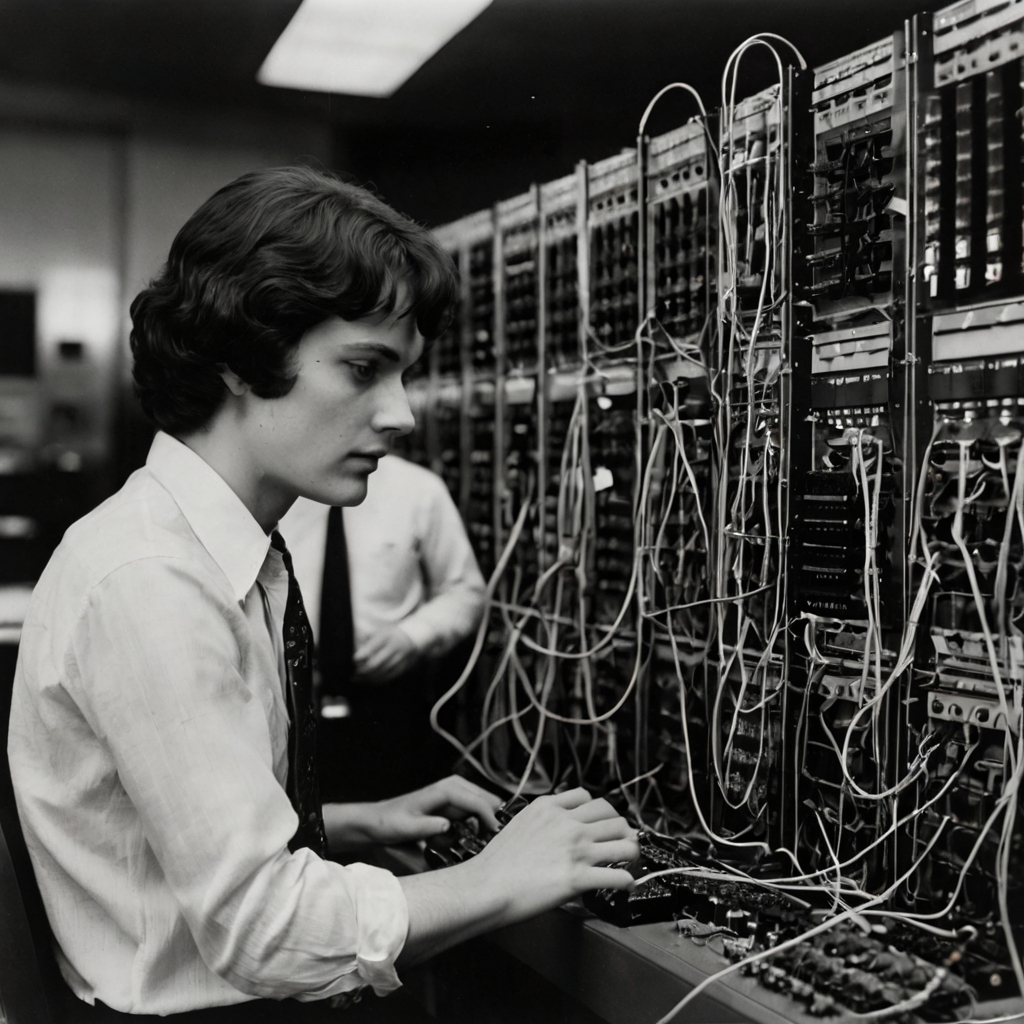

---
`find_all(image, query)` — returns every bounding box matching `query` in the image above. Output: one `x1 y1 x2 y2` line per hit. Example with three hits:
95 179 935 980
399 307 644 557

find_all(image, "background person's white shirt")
281 455 485 660
7 432 408 1014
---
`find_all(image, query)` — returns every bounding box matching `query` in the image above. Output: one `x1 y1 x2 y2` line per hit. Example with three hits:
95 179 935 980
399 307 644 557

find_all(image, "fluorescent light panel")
258 0 493 98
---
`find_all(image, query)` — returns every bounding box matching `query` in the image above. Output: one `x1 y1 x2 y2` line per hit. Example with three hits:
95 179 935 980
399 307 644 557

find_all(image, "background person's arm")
393 475 486 660
351 622 420 682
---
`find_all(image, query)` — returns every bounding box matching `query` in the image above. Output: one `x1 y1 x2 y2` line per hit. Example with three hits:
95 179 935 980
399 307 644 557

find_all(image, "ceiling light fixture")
257 0 494 98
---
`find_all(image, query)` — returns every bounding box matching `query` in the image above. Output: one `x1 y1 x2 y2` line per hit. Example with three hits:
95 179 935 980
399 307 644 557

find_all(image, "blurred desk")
0 586 30 702
0 584 32 644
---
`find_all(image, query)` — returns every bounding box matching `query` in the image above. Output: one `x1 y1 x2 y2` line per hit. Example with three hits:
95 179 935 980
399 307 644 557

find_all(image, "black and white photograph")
0 2 1022 1023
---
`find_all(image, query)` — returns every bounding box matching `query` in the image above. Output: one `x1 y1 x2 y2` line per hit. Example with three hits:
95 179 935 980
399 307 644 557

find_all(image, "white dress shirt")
7 432 409 1015
281 455 485 659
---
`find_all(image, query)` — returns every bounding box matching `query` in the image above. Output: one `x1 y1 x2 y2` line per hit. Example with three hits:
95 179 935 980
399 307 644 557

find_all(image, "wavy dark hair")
130 165 457 435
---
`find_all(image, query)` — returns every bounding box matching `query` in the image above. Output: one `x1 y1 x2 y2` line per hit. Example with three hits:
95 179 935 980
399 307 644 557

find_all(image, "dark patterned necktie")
270 531 327 857
318 506 355 697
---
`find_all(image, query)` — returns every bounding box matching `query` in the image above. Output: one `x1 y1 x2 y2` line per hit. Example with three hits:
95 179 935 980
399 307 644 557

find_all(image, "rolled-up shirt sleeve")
64 556 408 1001
397 480 486 658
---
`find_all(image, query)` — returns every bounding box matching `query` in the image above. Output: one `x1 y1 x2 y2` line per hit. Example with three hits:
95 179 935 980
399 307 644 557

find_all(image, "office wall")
0 129 121 464
0 113 332 479
125 137 317 330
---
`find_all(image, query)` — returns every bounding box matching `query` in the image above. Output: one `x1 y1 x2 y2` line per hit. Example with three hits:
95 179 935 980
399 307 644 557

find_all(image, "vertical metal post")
576 160 591 369
492 209 506 557
576 160 596 591
903 16 922 619
894 13 925 888
458 234 476 520
537 190 550 572
634 135 650 784
777 71 795 853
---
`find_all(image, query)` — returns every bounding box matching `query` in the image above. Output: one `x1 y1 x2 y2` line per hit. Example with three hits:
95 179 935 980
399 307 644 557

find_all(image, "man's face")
241 311 423 508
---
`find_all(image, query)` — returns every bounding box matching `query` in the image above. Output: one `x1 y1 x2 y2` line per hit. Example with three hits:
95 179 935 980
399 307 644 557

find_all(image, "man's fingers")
440 801 500 833
357 649 391 675
473 798 501 833
401 815 450 841
436 777 502 831
581 866 636 892
352 662 381 682
584 817 637 843
352 653 378 674
355 633 398 661
567 796 621 824
370 648 412 679
585 837 641 866
353 637 384 661
446 776 501 807
545 787 593 811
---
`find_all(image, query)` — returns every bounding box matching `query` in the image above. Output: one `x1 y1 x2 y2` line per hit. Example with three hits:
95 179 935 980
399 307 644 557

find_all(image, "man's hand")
324 776 501 849
352 624 419 683
466 788 638 920
397 787 639 965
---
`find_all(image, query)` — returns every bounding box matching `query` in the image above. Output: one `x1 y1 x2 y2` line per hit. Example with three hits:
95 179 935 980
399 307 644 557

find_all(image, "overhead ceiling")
0 0 949 224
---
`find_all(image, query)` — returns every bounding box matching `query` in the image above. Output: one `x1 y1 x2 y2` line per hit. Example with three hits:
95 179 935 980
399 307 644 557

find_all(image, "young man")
8 167 638 1019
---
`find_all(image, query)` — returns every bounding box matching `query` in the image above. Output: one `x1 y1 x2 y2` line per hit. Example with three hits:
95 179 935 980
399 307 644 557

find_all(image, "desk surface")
382 845 1024 1024
491 905 795 1024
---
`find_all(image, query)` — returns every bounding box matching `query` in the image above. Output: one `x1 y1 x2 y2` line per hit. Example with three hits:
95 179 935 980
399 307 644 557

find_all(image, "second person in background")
281 453 486 799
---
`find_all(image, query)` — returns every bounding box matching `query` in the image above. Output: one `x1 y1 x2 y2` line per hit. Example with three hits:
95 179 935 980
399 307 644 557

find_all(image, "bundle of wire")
424 28 1024 1023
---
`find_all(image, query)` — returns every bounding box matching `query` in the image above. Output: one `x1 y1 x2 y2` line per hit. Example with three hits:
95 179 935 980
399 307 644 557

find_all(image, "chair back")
0 641 57 1024
0 811 53 1024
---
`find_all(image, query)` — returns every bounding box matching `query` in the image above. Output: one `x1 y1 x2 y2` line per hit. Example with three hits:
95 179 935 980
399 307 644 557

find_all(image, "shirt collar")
146 431 272 603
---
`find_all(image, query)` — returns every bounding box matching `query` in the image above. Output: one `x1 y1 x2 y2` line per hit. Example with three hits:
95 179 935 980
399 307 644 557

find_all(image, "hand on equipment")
468 788 639 919
326 776 502 847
